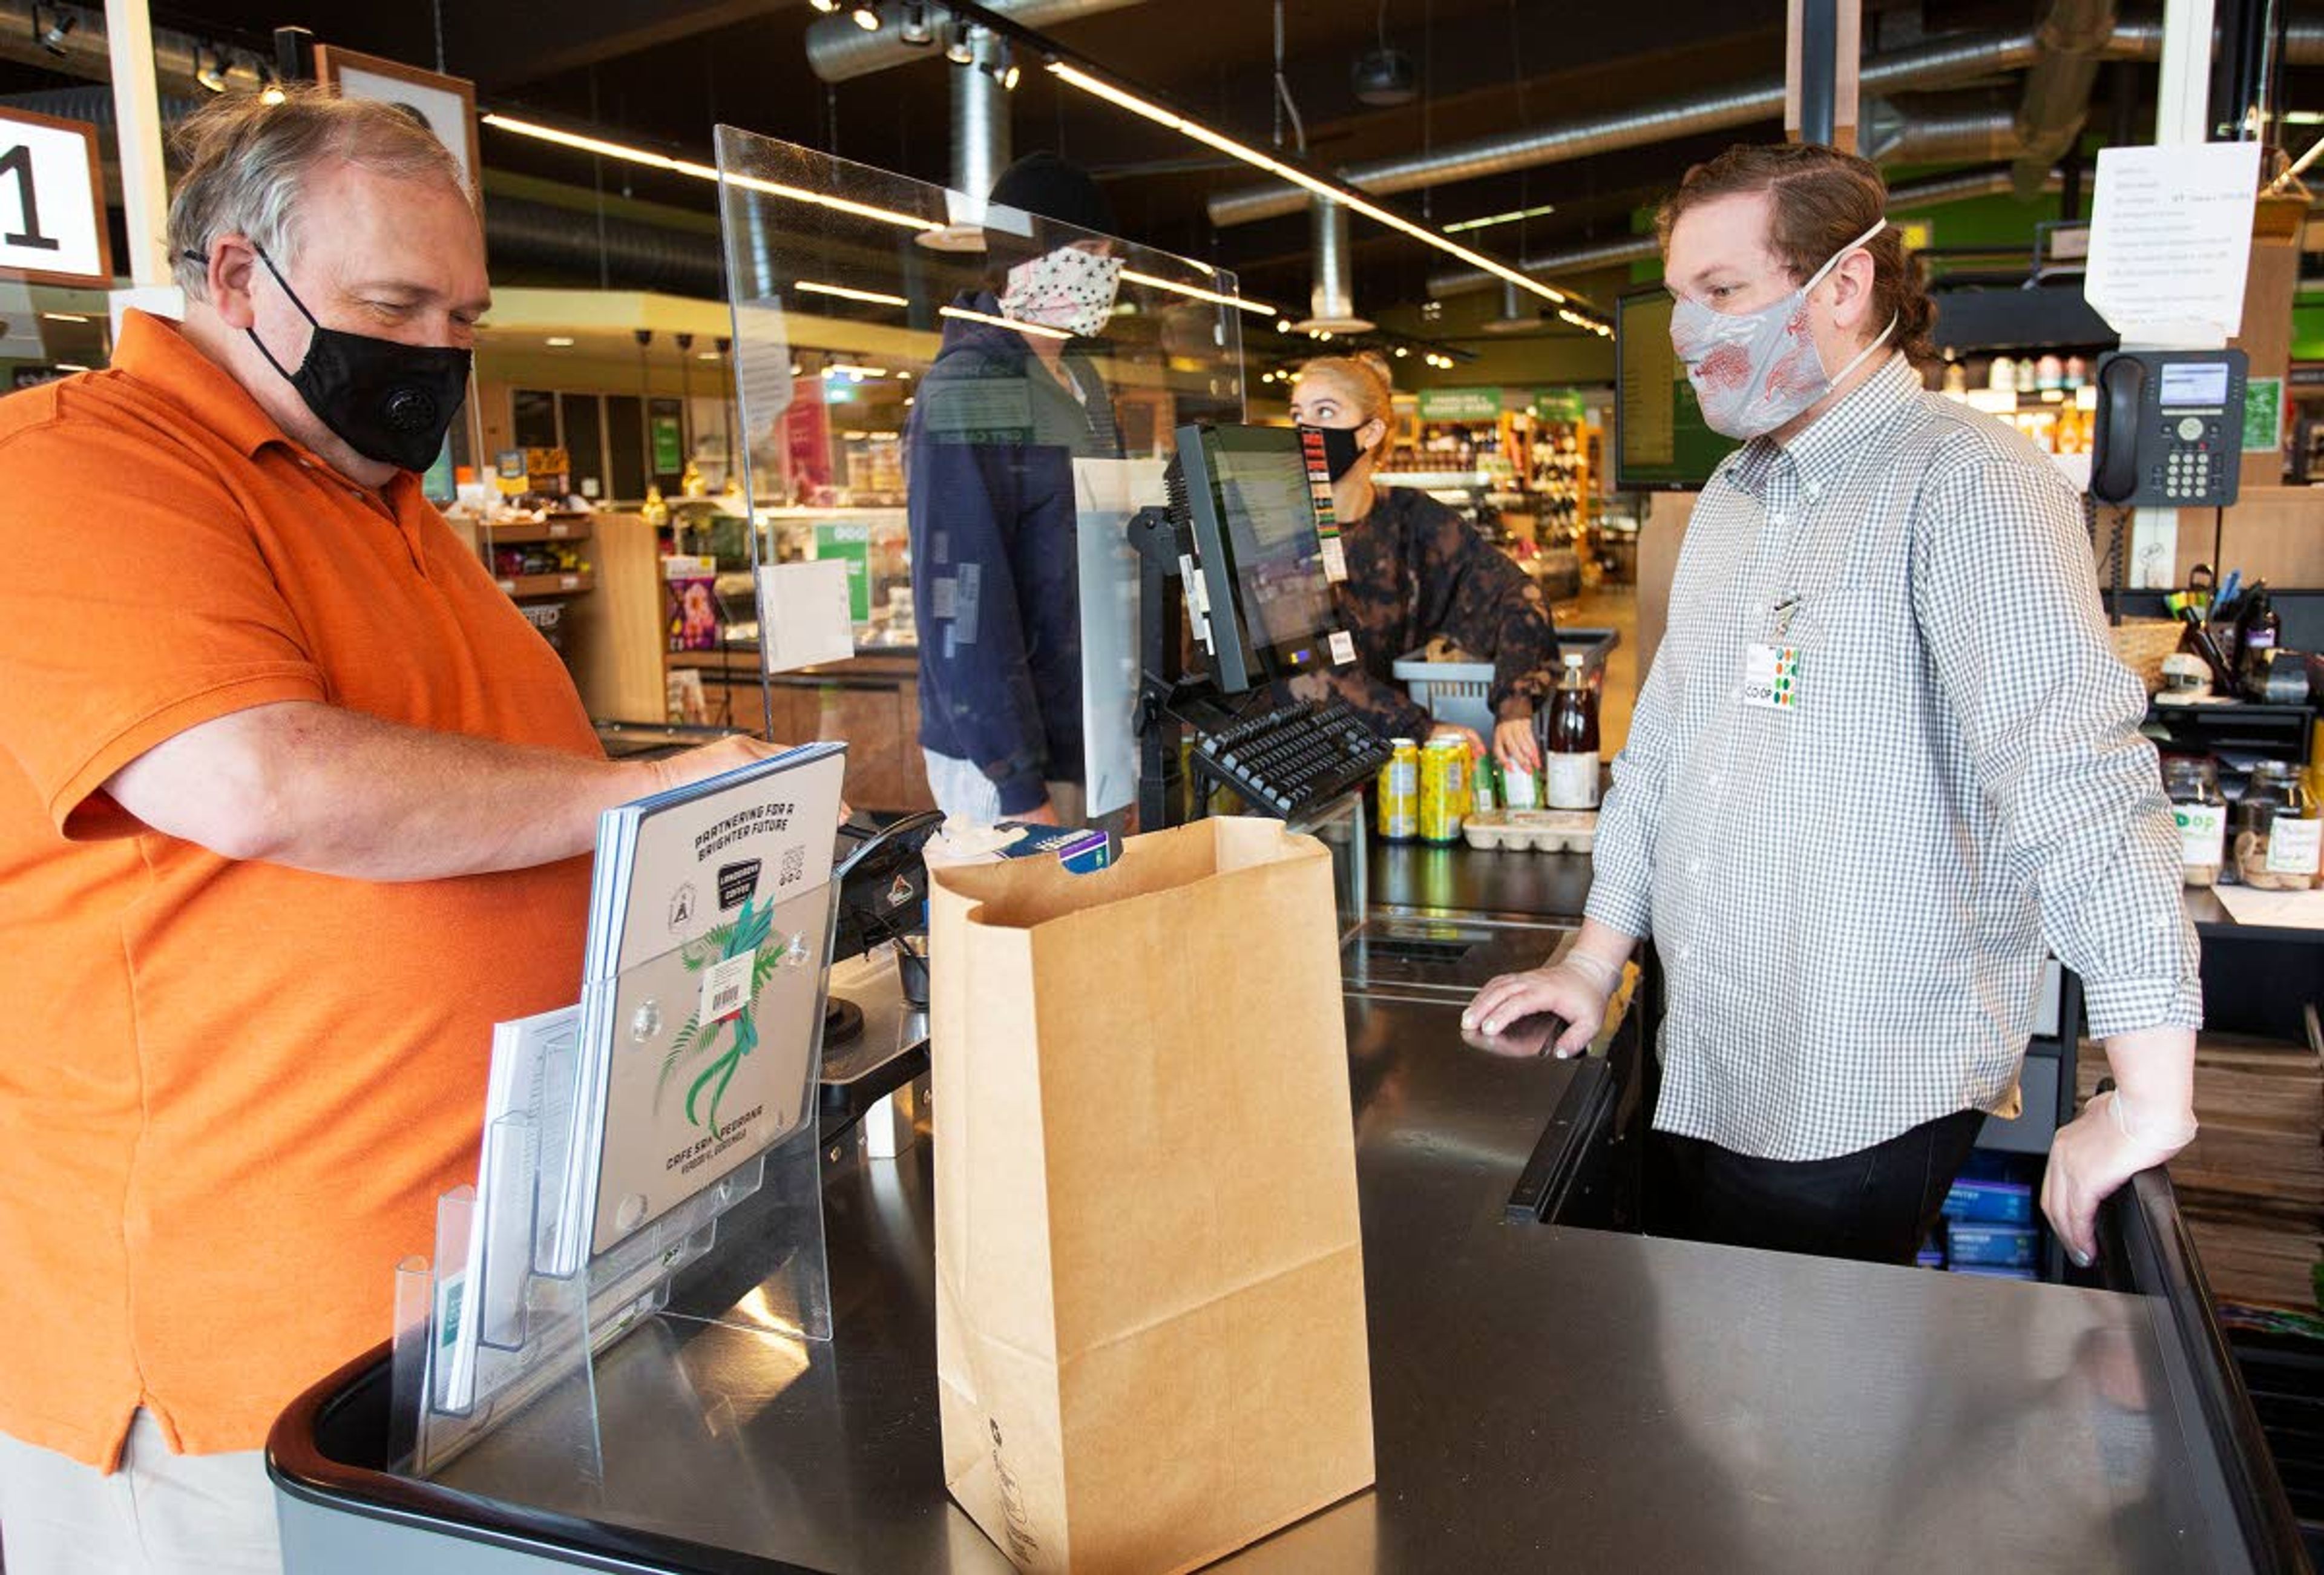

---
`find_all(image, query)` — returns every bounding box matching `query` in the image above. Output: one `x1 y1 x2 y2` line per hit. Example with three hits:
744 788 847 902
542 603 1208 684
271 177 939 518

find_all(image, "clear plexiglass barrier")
713 125 1249 819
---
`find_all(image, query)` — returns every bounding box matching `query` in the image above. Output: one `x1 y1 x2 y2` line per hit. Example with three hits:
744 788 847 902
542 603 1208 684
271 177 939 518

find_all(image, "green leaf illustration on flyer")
570 743 848 1266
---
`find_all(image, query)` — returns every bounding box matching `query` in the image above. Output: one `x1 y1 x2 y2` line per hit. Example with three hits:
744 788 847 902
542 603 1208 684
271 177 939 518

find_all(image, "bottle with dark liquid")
1543 653 1600 809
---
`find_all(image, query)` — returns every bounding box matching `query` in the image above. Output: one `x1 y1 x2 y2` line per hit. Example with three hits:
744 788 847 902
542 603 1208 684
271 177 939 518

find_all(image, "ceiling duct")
1294 196 1373 334
1859 92 2022 165
913 24 1014 251
1479 281 1541 334
806 0 1149 83
1206 26 2049 229
1204 18 2323 231
1424 165 2067 298
2012 0 2118 198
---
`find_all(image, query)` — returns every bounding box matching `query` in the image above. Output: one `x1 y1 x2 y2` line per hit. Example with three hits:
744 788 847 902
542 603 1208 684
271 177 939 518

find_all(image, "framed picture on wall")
312 46 481 198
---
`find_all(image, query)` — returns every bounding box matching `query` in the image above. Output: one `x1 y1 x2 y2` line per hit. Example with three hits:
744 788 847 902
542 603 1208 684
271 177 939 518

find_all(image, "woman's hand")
1494 717 1542 775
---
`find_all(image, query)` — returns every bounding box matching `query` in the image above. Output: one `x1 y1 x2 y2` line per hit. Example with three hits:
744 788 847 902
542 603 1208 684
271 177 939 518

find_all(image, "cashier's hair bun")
1655 142 1938 366
1296 354 1396 430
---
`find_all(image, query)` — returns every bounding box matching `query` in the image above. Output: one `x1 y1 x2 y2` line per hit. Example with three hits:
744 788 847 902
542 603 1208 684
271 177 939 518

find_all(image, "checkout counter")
267 834 2305 1573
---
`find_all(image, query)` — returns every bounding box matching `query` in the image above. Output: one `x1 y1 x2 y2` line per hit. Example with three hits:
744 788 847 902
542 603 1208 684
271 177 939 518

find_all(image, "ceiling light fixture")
1443 202 1558 235
481 114 942 233
698 350 722 360
1042 58 1573 307
898 1 934 44
40 311 89 323
546 335 576 346
31 4 73 56
193 47 228 93
810 0 841 10
942 18 974 63
982 39 1020 91
795 279 910 307
939 303 1072 341
53 361 90 372
1117 267 1273 317
851 3 882 31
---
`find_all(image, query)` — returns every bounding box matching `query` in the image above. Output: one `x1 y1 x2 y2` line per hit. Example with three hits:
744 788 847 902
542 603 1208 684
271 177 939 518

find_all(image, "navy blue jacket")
906 291 1120 814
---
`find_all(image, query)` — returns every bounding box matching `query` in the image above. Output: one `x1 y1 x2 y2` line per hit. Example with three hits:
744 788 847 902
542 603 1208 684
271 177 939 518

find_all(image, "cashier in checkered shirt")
1464 143 2202 1270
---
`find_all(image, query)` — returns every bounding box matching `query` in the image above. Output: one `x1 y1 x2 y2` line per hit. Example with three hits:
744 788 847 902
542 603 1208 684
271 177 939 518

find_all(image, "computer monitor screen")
1174 423 1339 694
1615 285 1742 490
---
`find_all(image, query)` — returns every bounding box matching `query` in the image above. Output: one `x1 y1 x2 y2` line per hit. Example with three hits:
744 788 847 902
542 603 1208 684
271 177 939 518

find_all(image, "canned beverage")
1472 752 1499 813
1420 738 1467 844
1376 738 1419 841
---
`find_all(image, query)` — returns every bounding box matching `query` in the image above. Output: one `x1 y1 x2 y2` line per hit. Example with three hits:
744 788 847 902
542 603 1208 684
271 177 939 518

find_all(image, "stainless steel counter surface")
277 987 2260 1574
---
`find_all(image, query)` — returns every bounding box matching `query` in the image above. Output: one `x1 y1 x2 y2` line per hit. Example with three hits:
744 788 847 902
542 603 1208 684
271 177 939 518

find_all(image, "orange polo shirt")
0 311 598 1469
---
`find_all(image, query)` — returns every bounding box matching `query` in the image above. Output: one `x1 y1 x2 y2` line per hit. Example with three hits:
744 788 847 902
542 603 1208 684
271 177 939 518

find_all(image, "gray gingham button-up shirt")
1587 353 2201 1162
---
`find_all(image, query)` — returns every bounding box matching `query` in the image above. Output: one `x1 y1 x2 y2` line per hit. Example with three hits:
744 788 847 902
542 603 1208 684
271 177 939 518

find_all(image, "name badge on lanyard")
1742 643 1802 711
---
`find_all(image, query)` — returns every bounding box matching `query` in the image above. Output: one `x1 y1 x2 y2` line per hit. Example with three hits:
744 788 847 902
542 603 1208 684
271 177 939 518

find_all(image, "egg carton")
1462 809 1599 854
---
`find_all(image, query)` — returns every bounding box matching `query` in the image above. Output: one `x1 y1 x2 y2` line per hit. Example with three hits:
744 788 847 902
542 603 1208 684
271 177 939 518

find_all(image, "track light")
31 4 73 56
194 47 227 93
898 1 933 44
810 0 841 10
978 37 1018 90
943 18 973 63
850 3 881 31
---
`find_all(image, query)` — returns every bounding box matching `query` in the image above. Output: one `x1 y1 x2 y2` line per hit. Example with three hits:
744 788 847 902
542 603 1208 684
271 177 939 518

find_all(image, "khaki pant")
0 1411 280 1575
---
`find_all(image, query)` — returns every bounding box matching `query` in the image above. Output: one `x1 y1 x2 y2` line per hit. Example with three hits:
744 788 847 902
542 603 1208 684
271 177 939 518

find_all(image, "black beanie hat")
988 151 1118 240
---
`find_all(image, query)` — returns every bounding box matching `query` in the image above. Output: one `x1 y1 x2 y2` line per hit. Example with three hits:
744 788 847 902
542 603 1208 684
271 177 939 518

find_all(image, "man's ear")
1828 248 1877 335
203 236 263 331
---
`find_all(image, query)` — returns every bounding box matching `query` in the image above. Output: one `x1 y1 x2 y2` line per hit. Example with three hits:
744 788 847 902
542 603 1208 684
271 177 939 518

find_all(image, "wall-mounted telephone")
2088 348 2247 508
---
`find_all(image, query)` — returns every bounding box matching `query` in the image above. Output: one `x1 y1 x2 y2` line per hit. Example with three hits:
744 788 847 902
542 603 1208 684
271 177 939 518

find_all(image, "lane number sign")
0 108 111 288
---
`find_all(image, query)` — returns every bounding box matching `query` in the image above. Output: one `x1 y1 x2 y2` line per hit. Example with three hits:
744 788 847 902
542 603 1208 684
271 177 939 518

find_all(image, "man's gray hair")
167 85 470 297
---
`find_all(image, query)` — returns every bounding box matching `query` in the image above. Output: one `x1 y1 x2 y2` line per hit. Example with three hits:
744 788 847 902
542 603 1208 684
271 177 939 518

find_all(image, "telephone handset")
2087 348 2247 508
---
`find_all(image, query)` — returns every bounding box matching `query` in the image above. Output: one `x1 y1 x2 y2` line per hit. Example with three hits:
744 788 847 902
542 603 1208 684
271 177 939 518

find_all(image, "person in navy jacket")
907 153 1124 824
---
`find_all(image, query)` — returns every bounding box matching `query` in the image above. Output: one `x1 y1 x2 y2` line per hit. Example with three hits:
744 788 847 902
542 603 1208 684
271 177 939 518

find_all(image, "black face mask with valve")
188 245 471 472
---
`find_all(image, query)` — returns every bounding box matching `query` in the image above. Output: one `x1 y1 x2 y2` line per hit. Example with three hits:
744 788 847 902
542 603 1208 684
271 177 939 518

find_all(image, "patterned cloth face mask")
1000 245 1124 339
1669 218 1895 440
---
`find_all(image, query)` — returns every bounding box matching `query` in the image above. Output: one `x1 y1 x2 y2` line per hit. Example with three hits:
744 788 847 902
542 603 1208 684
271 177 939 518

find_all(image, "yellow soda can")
1376 738 1419 841
1420 737 1467 844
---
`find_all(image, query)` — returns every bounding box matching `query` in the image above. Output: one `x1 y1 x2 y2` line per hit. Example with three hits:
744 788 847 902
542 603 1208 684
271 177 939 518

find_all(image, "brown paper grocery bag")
928 817 1374 1574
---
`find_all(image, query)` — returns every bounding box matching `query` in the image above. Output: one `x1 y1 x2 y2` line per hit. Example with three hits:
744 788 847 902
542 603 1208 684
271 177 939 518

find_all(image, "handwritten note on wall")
2085 143 2261 347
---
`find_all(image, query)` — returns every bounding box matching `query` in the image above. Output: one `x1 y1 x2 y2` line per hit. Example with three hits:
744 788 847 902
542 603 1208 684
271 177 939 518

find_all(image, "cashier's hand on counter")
1460 920 1636 1060
2043 1027 2201 1268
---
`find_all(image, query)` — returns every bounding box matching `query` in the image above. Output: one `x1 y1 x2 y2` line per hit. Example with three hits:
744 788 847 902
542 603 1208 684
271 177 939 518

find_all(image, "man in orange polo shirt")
0 91 776 1573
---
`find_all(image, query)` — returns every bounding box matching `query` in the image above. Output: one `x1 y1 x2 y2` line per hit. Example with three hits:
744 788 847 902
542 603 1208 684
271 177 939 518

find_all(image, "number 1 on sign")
0 143 60 252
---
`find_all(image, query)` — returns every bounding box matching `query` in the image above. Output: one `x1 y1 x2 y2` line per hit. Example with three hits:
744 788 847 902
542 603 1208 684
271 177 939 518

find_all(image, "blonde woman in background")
1287 353 1559 772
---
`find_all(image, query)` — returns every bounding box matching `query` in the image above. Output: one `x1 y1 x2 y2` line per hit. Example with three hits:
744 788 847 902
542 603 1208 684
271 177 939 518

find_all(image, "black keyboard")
1193 699 1394 821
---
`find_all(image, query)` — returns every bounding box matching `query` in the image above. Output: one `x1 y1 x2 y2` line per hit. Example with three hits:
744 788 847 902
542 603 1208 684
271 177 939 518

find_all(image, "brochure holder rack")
387 879 840 1480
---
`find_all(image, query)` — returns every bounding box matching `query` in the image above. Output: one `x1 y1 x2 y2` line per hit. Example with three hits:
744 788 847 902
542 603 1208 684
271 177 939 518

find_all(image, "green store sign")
1417 387 1503 421
1532 389 1587 423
